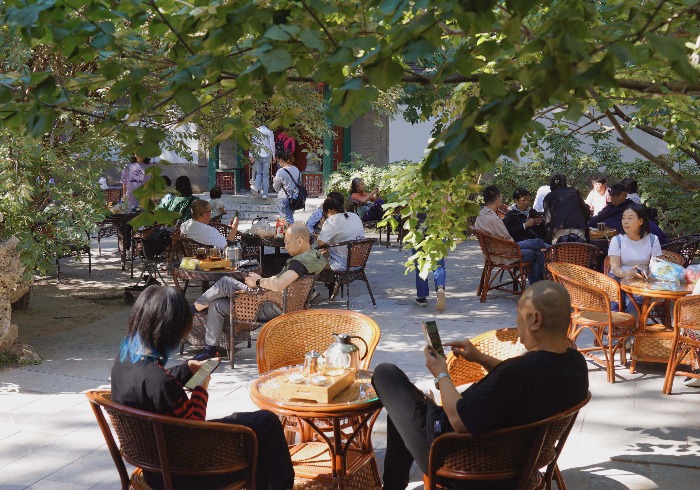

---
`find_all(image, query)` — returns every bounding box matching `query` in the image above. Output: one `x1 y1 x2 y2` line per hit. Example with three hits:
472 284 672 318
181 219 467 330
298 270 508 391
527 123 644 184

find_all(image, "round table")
250 367 382 489
171 263 261 294
620 277 694 371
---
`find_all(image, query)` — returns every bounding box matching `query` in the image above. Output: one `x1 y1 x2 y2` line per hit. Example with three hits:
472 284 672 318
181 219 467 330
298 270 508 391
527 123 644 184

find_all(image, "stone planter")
0 237 33 356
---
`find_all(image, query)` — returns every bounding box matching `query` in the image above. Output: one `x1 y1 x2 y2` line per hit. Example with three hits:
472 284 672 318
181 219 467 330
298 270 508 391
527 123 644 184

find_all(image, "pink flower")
442 207 447 213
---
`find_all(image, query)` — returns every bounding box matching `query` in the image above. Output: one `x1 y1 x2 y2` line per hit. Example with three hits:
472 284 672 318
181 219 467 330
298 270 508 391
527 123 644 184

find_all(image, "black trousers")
216 410 295 490
372 363 446 490
145 410 294 490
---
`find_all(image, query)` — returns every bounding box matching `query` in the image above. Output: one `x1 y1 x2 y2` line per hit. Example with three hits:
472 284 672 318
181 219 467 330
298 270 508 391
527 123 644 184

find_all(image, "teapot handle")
350 335 369 361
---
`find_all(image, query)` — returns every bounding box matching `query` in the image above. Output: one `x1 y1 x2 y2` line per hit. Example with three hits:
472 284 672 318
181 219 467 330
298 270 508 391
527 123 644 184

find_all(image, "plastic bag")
649 256 685 283
686 264 700 283
250 217 276 238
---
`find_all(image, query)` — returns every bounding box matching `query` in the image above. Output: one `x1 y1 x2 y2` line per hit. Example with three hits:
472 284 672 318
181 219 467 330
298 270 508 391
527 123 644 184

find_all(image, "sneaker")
262 193 268 199
683 376 700 388
309 289 322 305
415 297 428 307
436 287 446 312
193 345 224 361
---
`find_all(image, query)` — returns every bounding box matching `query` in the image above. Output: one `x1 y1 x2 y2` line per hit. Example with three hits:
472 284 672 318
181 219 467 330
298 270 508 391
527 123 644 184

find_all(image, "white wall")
388 106 436 163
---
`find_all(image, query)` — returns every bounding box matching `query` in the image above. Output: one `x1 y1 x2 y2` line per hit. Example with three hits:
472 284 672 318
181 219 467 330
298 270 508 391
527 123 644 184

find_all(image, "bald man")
373 281 589 489
192 223 327 360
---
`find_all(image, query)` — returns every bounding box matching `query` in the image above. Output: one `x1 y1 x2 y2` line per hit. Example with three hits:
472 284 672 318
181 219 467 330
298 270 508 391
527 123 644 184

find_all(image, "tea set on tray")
280 334 369 403
180 244 257 271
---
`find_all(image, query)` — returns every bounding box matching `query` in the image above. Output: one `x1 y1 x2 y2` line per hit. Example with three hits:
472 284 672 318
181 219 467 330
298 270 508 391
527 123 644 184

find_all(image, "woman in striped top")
111 285 293 490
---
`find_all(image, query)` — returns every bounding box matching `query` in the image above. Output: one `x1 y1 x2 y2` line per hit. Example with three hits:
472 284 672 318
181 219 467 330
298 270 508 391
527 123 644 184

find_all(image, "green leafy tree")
2 0 700 274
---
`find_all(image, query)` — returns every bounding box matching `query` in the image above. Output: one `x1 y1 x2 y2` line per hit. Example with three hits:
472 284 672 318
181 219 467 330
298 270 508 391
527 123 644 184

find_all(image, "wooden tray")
198 259 232 270
279 369 356 403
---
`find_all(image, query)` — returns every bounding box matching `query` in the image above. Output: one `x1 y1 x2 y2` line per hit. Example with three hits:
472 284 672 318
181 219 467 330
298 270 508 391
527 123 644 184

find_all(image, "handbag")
282 168 307 211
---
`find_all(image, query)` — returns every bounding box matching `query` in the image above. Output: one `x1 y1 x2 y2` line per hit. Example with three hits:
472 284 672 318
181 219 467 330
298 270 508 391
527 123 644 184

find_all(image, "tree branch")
147 0 195 56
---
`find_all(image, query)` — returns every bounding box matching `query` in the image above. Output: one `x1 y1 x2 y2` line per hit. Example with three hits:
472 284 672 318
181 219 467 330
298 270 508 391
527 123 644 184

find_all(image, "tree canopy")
2 0 699 273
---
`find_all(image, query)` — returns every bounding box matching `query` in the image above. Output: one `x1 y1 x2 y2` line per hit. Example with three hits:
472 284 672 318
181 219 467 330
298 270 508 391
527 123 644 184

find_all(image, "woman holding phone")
111 285 293 490
608 203 662 313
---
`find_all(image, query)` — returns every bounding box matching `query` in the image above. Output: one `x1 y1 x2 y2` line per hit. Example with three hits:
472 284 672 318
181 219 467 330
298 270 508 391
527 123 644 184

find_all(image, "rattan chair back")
446 329 525 385
256 309 380 374
663 295 700 394
86 390 256 490
425 392 591 489
662 234 700 267
478 231 522 262
659 250 685 265
178 237 212 257
544 242 600 270
548 262 621 312
317 238 377 309
208 221 232 238
104 188 122 203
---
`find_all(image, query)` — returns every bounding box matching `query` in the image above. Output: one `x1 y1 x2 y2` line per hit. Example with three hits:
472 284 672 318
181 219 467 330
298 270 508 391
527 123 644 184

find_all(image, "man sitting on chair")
474 185 548 284
192 223 327 360
372 281 589 489
180 200 238 247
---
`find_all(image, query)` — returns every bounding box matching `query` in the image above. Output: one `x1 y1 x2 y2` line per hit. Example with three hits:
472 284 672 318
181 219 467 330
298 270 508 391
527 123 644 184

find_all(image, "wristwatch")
434 372 451 389
255 278 261 288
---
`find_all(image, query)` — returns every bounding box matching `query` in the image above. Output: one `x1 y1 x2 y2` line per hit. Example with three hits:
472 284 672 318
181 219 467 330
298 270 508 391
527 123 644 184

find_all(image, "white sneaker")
436 287 446 312
683 376 700 388
262 194 268 199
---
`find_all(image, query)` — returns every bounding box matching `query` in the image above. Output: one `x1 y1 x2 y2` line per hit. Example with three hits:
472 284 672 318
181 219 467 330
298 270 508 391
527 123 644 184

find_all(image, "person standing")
272 149 300 224
413 213 447 311
585 175 610 216
249 125 275 198
120 155 152 209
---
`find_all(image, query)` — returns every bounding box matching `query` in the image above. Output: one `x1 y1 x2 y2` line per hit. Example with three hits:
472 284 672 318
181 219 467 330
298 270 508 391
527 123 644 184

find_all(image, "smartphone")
184 358 220 390
635 267 648 280
422 320 445 358
234 210 240 218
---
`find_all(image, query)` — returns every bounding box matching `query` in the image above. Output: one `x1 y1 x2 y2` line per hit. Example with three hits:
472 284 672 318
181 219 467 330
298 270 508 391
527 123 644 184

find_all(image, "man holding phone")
372 281 589 489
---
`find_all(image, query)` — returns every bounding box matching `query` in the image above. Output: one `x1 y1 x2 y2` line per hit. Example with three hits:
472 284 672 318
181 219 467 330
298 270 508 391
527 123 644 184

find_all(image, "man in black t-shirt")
372 281 589 489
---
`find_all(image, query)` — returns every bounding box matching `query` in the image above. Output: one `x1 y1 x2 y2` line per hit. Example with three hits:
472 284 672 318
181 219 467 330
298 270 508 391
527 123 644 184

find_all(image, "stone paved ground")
2 208 700 489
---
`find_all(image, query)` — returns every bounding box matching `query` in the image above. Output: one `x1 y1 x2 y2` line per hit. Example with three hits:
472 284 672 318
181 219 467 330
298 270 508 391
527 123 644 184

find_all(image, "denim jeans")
277 197 294 224
517 238 547 285
608 273 640 314
251 154 271 194
413 251 446 298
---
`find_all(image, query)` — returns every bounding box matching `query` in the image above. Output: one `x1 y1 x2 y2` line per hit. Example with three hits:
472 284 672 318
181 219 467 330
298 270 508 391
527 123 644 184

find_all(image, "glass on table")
195 247 208 260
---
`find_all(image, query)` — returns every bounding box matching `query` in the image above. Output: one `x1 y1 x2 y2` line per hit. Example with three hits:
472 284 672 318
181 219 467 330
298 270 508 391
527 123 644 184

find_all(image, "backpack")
556 233 586 244
282 168 307 211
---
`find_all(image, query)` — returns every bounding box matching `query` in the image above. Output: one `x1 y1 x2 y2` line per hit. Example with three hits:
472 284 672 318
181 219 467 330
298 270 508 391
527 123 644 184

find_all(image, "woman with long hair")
350 177 385 222
111 285 294 490
272 148 301 224
156 175 198 221
543 173 590 243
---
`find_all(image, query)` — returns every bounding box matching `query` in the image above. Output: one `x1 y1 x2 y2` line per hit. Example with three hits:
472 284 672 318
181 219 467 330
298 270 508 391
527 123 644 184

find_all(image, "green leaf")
365 58 404 91
258 47 292 73
264 25 291 41
479 74 507 97
173 86 200 115
299 28 326 52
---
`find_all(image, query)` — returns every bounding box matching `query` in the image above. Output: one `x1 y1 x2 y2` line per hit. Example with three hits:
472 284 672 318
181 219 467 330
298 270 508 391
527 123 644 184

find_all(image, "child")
208 186 227 221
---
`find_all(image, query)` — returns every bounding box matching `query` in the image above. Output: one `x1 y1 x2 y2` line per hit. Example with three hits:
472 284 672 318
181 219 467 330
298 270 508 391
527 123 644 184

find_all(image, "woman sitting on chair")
111 285 293 490
156 176 198 221
350 177 385 222
608 203 662 313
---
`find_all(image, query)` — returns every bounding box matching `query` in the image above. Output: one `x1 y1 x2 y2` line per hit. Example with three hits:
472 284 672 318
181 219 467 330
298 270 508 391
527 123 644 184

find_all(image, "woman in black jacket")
503 188 547 243
543 174 591 243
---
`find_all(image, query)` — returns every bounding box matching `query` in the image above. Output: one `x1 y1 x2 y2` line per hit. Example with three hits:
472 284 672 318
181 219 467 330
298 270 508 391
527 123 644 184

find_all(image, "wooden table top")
620 277 694 298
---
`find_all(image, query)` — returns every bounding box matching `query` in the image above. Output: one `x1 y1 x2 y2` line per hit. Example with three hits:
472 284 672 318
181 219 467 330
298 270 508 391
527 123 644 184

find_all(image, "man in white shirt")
180 200 238 248
316 198 365 271
249 125 276 198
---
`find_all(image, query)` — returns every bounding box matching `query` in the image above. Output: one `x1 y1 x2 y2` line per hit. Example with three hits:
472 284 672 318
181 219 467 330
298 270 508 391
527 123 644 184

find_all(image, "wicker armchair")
256 309 381 373
256 309 380 447
185 275 316 367
446 328 526 386
662 295 700 395
474 230 532 303
86 390 257 490
544 242 600 279
317 238 376 309
425 392 590 490
662 234 700 267
548 263 637 383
